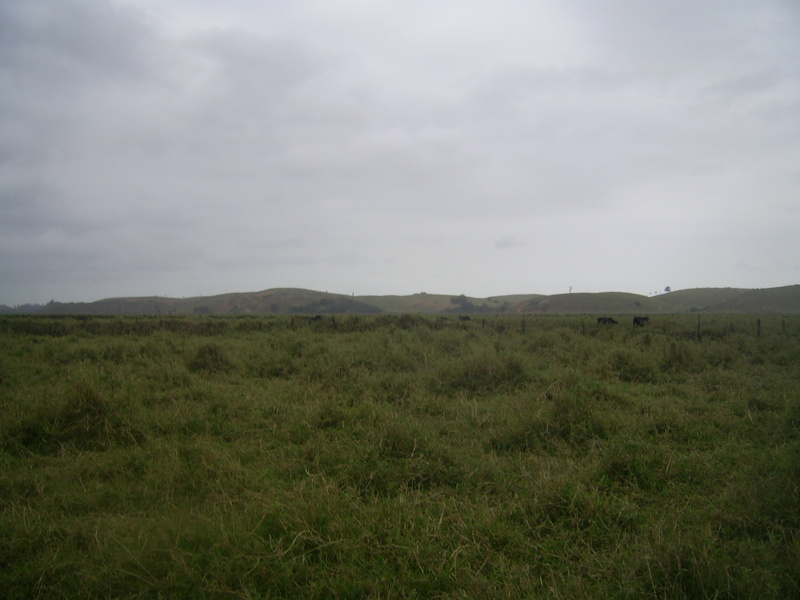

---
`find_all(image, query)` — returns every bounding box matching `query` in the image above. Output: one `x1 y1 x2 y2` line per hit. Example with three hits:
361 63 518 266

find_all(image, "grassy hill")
512 292 664 315
18 285 800 315
187 289 382 315
653 288 749 313
360 293 534 314
656 286 800 314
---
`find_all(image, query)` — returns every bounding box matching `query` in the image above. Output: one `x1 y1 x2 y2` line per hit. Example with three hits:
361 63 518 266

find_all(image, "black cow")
633 316 650 327
597 317 618 325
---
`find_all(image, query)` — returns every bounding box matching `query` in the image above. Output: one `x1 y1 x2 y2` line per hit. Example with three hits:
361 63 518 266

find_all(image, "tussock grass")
1 314 799 598
187 343 235 374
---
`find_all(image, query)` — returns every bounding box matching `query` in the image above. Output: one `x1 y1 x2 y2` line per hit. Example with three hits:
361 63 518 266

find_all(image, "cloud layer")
2 0 799 305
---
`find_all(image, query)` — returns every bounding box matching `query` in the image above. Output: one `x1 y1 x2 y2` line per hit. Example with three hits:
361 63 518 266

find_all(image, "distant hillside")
35 289 383 316
0 303 47 315
652 288 750 313
513 292 663 315
663 286 800 314
360 293 542 314
15 285 800 315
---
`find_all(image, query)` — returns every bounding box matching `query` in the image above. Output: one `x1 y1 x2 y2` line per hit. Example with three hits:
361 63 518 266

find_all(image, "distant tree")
451 295 470 307
664 286 671 293
449 295 475 312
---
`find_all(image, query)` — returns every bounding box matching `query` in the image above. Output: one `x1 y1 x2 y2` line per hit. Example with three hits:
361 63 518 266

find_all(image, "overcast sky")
2 0 799 305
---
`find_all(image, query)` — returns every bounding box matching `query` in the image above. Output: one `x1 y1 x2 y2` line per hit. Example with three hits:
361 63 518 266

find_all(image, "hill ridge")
2 285 798 315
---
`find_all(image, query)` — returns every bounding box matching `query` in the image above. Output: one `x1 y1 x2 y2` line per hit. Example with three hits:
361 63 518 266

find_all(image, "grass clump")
187 343 235 374
2 379 143 455
489 391 607 455
435 349 527 395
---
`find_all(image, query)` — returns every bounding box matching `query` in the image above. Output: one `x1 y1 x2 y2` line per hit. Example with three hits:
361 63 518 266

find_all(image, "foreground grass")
1 314 798 598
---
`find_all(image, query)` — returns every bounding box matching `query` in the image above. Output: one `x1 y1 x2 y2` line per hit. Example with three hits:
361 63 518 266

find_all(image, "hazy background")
2 0 799 306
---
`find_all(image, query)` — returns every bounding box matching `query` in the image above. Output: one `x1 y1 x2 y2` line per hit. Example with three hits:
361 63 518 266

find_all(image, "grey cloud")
494 236 525 250
1 0 798 305
703 70 783 98
0 0 158 82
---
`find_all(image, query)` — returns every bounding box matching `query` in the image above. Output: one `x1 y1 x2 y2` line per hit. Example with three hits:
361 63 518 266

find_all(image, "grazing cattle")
633 316 650 327
459 316 472 321
597 317 618 325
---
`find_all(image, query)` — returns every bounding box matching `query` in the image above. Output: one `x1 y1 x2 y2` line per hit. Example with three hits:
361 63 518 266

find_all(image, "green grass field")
1 314 798 599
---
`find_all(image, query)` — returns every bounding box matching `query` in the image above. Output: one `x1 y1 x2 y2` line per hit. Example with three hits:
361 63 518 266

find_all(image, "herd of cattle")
598 316 650 327
298 314 652 327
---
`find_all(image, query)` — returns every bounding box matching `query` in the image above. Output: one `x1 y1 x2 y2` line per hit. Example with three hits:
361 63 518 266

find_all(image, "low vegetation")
1 314 798 598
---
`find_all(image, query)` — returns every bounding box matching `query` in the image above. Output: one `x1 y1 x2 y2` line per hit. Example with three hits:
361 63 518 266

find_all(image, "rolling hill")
4 285 797 315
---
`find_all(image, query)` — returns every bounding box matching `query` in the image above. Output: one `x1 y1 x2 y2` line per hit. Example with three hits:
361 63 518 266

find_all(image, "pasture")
1 314 798 598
